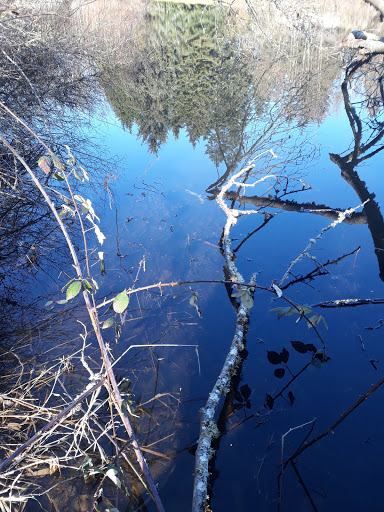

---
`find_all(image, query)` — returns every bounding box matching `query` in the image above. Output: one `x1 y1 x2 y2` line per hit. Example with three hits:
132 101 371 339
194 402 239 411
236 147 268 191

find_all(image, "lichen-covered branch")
192 275 256 512
193 155 276 511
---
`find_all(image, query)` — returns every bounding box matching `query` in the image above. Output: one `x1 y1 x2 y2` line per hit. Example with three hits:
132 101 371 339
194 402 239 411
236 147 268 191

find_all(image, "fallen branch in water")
192 274 256 512
279 200 369 287
193 154 276 512
312 297 384 308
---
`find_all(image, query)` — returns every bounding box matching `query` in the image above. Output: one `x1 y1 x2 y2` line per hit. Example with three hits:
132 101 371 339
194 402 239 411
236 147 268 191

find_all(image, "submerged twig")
279 200 369 286
284 374 384 466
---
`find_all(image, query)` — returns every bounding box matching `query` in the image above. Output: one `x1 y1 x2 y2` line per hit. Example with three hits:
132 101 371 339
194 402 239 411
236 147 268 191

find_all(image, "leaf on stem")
38 156 51 175
53 172 64 181
73 169 83 181
83 279 93 292
102 317 114 329
280 347 289 363
52 153 66 171
272 283 283 297
94 225 106 245
267 351 282 365
105 467 122 489
274 368 285 378
113 290 129 314
232 288 253 309
66 281 82 301
79 166 89 181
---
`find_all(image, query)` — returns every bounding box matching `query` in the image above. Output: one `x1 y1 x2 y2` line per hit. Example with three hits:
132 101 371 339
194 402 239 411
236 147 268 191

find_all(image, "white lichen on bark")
192 153 278 511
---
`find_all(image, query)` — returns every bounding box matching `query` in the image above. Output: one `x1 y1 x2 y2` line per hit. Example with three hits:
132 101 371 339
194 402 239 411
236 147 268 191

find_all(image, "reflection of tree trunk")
327 56 384 281
225 191 367 224
330 155 384 280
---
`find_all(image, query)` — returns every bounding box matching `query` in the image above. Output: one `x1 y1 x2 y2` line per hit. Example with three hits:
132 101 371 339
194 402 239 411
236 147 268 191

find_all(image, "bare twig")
279 419 316 509
285 374 384 465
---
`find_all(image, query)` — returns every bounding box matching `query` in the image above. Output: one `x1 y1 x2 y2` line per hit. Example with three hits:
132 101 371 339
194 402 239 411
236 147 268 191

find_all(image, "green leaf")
66 281 82 301
232 288 253 309
83 279 93 292
59 205 75 218
61 278 75 293
307 314 328 330
81 203 89 215
105 467 122 489
101 259 106 276
56 299 67 305
53 172 65 181
240 291 253 309
52 153 66 171
73 169 83 181
113 290 129 314
80 166 89 181
297 305 312 315
102 317 114 329
270 307 295 319
311 358 322 368
44 300 53 307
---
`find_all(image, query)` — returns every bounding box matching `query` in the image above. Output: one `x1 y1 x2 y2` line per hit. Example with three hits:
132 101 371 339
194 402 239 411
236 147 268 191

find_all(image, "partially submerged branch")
193 154 280 511
192 274 257 512
312 297 384 308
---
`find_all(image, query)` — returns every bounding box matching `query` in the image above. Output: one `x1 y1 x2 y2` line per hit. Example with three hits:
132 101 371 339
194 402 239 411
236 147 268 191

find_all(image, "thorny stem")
97 279 326 347
0 134 165 512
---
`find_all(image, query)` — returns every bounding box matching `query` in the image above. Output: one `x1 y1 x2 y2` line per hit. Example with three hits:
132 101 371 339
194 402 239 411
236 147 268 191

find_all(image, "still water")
2 1 384 511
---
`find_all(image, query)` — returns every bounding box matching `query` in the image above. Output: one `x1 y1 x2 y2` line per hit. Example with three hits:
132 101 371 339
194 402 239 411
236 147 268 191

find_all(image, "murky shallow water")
2 1 384 511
